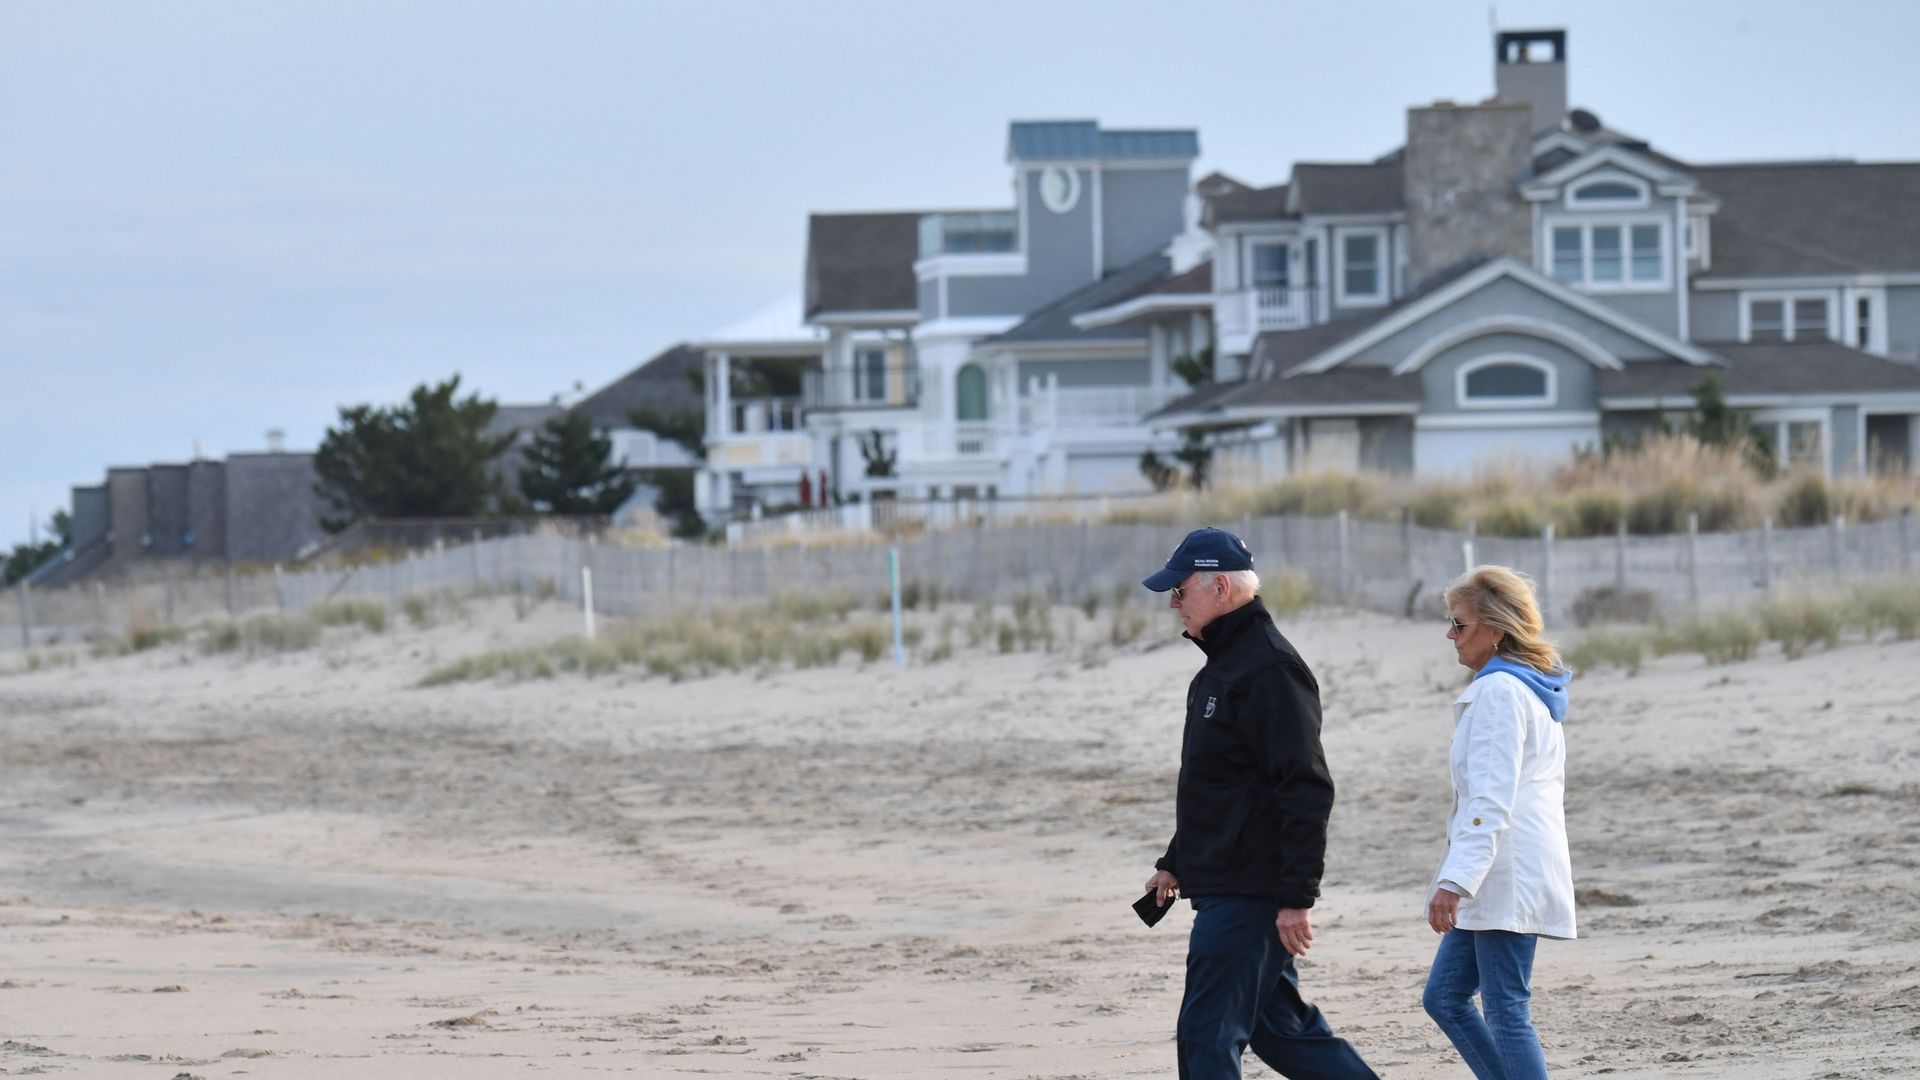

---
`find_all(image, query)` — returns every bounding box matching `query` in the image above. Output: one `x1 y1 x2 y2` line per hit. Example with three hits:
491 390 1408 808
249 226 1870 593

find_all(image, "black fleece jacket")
1155 597 1335 909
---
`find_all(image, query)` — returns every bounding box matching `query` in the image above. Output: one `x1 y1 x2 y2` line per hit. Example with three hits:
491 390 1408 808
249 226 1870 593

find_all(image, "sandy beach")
0 596 1915 1078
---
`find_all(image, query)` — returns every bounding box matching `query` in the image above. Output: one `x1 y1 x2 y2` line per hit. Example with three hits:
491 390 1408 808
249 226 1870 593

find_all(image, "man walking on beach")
1142 527 1379 1080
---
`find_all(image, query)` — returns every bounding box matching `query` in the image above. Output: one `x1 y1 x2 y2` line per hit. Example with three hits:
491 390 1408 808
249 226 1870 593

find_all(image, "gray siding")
1339 276 1675 369
146 465 192 555
1601 409 1677 447
1099 166 1187 273
1017 356 1150 389
1831 405 1861 472
1689 290 1740 342
918 278 940 322
946 273 1056 319
71 485 108 549
1587 290 1681 340
225 453 327 563
106 468 148 560
186 460 227 557
1359 416 1414 473
1020 166 1099 308
1418 333 1597 415
1887 285 1920 360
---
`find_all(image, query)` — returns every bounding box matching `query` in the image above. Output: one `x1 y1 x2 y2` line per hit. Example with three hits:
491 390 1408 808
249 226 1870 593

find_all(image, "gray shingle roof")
1152 366 1423 421
804 212 923 318
1599 342 1920 400
1209 183 1290 224
1007 121 1199 161
1691 163 1920 277
571 344 705 429
1290 161 1404 215
987 255 1168 345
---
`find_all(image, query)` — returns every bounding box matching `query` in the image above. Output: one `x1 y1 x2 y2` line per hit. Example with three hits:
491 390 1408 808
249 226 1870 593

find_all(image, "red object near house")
798 471 812 508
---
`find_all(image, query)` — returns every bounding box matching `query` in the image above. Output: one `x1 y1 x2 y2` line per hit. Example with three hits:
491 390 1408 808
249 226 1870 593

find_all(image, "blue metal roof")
1008 121 1198 162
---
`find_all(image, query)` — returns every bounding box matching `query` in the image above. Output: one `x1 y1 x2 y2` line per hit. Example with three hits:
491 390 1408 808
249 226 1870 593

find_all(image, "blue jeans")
1423 928 1549 1080
1177 896 1379 1080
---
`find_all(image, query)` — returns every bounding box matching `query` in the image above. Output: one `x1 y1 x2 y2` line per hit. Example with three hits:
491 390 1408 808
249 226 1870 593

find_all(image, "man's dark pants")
1177 896 1379 1080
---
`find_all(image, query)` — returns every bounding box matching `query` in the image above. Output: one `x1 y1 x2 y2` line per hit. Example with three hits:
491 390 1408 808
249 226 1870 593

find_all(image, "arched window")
1457 355 1556 408
956 364 989 421
1568 177 1647 207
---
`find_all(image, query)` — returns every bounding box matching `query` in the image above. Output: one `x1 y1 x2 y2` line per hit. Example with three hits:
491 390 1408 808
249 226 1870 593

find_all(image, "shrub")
128 624 188 653
1108 607 1148 647
1475 497 1545 538
1654 611 1763 665
1853 578 1920 640
1406 488 1464 530
1079 590 1101 620
1776 471 1832 528
1262 573 1318 617
996 621 1017 654
846 622 889 663
1759 595 1846 659
310 599 388 634
1570 585 1656 627
1555 488 1626 539
1564 628 1645 675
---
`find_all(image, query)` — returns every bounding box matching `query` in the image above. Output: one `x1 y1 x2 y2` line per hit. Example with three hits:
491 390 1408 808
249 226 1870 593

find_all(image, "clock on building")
1039 166 1080 213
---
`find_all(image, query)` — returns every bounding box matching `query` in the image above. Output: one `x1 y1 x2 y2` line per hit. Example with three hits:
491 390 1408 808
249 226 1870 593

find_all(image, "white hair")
1225 568 1260 599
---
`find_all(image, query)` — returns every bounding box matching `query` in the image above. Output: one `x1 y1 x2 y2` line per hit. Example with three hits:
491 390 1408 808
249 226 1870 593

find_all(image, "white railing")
954 422 994 456
1015 386 1186 430
1218 287 1318 337
729 397 803 434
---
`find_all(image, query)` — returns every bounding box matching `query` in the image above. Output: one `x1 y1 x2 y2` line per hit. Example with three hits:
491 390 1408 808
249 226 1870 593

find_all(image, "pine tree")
519 412 638 515
312 375 516 531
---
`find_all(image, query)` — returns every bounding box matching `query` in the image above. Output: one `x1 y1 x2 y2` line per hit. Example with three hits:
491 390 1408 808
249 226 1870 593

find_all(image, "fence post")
470 529 483 593
164 568 177 627
1903 507 1914 574
1829 513 1846 576
1401 506 1416 588
1760 517 1774 593
93 582 107 638
1540 522 1555 619
889 544 904 666
1336 510 1352 606
1462 519 1477 575
581 567 596 640
1613 517 1628 593
1687 512 1701 613
274 563 286 612
17 582 30 650
225 562 237 617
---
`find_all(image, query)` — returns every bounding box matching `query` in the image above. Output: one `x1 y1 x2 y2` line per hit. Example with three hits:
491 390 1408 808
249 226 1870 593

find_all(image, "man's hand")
1275 907 1313 956
1427 886 1462 934
1145 870 1180 907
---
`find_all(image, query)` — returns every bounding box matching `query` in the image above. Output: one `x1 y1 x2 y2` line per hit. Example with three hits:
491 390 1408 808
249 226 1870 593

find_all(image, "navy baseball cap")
1142 526 1254 592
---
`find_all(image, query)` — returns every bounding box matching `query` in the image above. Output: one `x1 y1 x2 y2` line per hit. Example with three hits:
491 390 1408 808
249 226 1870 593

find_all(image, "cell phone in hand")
1133 889 1173 928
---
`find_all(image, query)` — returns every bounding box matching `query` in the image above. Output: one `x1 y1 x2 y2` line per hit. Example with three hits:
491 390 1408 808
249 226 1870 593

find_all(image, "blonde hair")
1445 565 1564 674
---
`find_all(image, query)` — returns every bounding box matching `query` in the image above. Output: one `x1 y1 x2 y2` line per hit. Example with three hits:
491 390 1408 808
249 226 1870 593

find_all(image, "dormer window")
1548 222 1667 289
1742 293 1833 343
1567 175 1649 208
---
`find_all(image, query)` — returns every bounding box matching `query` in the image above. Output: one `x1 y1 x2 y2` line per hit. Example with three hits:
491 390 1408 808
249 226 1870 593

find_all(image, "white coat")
1429 669 1577 939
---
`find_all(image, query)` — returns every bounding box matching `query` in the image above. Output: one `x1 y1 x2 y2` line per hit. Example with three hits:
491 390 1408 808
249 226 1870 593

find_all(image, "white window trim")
1750 407 1831 477
1334 225 1390 307
1246 239 1292 289
1544 216 1672 293
1455 354 1559 410
1565 171 1652 210
1738 290 1837 343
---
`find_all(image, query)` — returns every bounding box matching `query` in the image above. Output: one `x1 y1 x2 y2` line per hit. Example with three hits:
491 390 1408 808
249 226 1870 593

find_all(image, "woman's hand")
1145 870 1180 907
1427 885 1461 934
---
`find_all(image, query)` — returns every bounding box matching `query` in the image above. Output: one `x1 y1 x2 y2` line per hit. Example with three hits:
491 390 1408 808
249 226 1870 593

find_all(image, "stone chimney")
1403 100 1533 289
1494 29 1568 133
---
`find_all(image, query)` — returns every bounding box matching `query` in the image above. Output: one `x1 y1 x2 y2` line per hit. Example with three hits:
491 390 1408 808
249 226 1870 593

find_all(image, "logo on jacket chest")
1203 695 1217 719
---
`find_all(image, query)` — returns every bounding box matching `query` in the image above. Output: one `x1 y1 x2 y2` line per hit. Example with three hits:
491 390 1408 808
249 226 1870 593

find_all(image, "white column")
1149 321 1169 389
713 352 733 436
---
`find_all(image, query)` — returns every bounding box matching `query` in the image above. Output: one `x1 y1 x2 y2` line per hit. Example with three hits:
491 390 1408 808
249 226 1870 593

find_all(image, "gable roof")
1285 257 1716 375
804 212 923 318
1289 161 1404 215
1207 182 1290 225
1690 162 1920 278
987 255 1167 345
1519 143 1698 200
572 343 704 429
1149 367 1424 427
1071 260 1213 331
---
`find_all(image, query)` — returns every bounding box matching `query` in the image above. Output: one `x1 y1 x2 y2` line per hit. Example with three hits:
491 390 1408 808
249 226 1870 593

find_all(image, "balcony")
803 362 921 411
1015 385 1188 430
729 396 803 433
1217 285 1324 344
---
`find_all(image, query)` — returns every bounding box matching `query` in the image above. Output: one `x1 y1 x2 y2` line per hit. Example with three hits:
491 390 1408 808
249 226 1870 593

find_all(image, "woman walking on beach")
1424 565 1575 1080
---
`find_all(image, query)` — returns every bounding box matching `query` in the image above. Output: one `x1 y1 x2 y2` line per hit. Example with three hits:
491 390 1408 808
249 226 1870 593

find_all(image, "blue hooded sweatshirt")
1476 655 1571 723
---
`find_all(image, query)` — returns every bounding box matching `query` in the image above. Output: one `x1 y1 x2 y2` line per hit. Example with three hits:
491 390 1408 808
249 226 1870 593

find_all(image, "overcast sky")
4 0 1918 548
